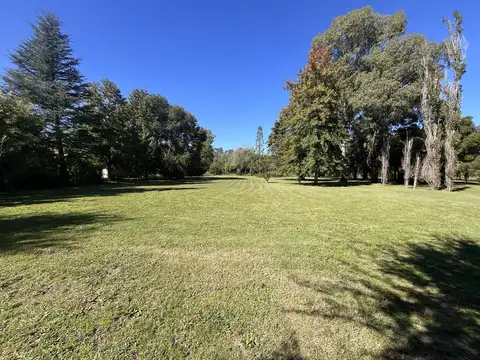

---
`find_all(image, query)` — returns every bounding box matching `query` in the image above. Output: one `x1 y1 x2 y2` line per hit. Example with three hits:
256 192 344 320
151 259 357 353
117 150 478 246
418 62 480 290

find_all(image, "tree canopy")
269 6 472 188
0 13 214 190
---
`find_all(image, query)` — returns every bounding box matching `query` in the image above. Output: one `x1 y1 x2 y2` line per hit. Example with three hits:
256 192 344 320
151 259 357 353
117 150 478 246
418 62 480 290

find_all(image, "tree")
0 12 215 190
269 46 346 184
459 116 475 138
268 107 305 178
128 89 169 179
231 148 256 174
313 7 424 182
420 42 443 190
258 155 274 183
86 79 127 179
214 147 224 158
457 116 480 183
443 11 467 191
3 12 87 185
349 34 425 182
125 92 214 179
0 93 41 189
381 138 391 185
413 154 422 189
255 126 264 155
186 128 215 176
402 138 413 187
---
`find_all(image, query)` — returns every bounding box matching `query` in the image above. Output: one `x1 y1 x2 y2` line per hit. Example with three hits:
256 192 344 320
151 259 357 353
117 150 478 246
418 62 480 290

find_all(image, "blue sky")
1 0 479 149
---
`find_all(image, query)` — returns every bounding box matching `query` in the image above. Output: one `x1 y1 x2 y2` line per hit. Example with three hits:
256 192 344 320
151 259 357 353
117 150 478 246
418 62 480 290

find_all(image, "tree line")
209 126 273 181
0 13 214 191
268 7 479 190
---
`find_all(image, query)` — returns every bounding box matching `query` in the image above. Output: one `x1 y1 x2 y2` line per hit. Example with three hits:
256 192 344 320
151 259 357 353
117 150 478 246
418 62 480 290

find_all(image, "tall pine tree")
3 12 86 185
255 126 264 155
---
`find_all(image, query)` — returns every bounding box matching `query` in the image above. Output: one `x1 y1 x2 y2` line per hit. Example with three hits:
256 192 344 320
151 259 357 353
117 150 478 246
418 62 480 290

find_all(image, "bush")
257 172 271 183
208 158 227 175
263 172 272 183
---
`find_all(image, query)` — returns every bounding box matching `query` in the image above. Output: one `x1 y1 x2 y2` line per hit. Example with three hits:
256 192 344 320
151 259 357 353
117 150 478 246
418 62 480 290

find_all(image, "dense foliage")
458 116 480 182
269 6 476 187
0 13 214 190
270 46 346 183
209 126 273 178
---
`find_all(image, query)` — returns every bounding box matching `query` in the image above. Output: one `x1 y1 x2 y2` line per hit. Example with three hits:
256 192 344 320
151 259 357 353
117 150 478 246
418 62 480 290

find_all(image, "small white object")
102 168 109 180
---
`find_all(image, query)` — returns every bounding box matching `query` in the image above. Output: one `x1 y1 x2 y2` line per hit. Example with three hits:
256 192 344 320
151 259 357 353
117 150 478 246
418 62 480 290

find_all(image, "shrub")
261 172 271 183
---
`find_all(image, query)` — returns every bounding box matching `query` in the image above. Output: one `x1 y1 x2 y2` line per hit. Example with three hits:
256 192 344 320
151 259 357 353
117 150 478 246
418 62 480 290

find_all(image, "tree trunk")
362 165 369 180
371 168 379 183
413 155 421 189
381 139 390 185
445 128 457 191
144 169 148 180
421 44 442 190
107 154 113 181
314 171 318 185
55 116 69 186
443 14 466 192
0 163 8 191
402 138 413 188
396 170 402 184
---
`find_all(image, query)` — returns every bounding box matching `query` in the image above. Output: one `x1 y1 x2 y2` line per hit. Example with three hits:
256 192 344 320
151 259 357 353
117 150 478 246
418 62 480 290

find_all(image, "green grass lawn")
1 176 480 359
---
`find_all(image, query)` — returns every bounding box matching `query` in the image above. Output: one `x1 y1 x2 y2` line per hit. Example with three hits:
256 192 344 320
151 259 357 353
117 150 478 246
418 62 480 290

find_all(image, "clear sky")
1 0 479 149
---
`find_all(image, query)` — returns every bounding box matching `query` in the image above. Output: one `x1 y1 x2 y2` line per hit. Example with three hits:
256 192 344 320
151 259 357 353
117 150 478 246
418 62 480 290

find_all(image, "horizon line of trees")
0 12 214 191
267 6 480 190
209 126 273 181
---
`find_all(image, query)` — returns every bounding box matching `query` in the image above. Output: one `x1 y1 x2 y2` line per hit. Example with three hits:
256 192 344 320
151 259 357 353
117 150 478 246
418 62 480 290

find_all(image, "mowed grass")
1 176 480 359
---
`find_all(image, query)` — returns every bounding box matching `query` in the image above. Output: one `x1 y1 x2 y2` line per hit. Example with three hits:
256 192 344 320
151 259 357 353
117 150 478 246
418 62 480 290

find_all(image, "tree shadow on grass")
453 186 470 192
258 331 306 360
286 235 480 359
283 178 372 187
0 212 123 253
122 176 247 186
0 176 247 207
0 185 200 207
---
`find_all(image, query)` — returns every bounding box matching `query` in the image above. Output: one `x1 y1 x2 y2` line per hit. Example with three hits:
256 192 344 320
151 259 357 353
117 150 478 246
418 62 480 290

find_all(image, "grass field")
1 176 480 359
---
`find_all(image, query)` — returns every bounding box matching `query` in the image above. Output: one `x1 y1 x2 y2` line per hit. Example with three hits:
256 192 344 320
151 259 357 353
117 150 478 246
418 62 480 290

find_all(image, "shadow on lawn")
287 235 480 359
0 176 246 207
0 185 198 207
0 212 122 253
284 178 372 187
122 176 246 186
258 331 306 360
453 185 470 192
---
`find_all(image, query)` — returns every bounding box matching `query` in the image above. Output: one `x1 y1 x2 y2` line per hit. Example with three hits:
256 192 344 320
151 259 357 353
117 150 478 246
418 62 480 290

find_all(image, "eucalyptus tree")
443 11 467 191
311 7 428 181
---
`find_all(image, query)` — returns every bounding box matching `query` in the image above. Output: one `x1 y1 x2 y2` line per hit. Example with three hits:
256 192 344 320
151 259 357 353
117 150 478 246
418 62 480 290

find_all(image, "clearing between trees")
1 176 479 359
